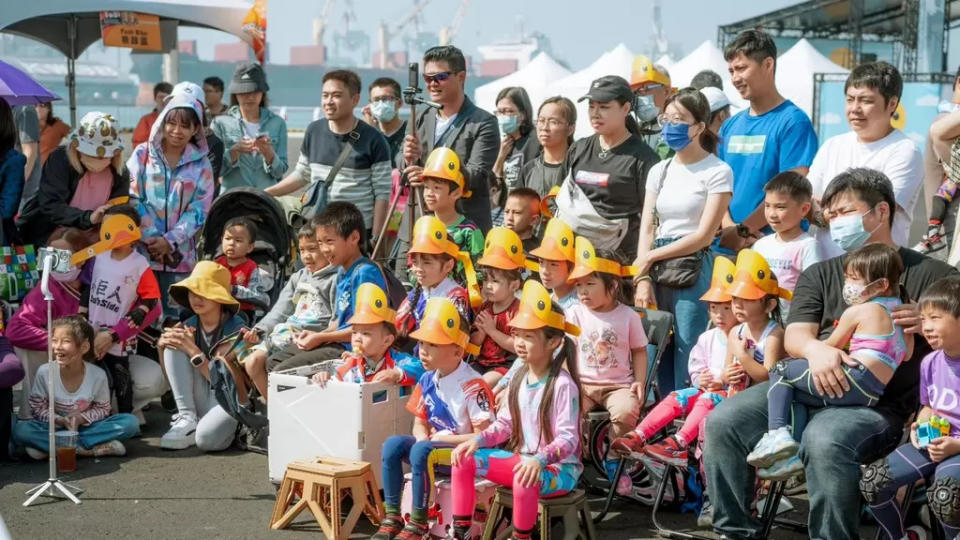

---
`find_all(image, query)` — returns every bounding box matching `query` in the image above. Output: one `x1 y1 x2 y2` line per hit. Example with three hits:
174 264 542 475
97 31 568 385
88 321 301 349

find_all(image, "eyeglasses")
536 118 567 129
656 114 688 127
371 96 397 103
423 72 453 84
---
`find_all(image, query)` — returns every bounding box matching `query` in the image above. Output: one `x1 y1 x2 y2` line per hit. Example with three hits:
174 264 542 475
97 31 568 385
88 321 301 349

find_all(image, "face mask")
371 100 396 123
842 280 881 306
53 266 81 283
634 96 659 124
829 208 879 252
498 115 519 135
660 122 693 151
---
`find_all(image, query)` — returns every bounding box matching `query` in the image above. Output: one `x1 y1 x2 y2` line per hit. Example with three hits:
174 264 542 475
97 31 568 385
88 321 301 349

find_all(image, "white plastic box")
267 363 415 485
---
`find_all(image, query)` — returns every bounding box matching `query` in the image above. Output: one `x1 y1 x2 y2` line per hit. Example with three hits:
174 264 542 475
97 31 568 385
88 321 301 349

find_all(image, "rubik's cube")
917 415 952 449
0 245 39 302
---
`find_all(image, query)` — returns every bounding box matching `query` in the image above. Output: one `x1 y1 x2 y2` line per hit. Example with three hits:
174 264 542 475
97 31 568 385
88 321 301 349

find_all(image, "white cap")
167 82 204 106
700 86 730 113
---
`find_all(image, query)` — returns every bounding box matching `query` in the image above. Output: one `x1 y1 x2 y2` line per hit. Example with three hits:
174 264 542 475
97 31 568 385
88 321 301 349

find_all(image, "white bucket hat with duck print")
70 112 123 158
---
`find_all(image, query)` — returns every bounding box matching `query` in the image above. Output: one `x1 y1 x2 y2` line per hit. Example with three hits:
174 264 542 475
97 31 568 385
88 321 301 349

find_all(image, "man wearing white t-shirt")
807 62 924 259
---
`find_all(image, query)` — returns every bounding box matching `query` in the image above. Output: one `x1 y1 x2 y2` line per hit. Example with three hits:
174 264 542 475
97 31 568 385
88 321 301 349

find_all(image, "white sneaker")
161 413 198 450
747 427 798 468
697 500 714 527
78 440 127 457
25 446 47 460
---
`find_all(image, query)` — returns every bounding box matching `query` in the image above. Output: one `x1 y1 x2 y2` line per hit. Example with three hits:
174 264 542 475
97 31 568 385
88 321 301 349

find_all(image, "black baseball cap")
229 62 270 94
578 75 634 103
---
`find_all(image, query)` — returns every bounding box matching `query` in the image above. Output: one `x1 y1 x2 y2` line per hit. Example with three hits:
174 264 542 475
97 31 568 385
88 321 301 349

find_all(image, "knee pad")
859 460 895 505
927 476 960 527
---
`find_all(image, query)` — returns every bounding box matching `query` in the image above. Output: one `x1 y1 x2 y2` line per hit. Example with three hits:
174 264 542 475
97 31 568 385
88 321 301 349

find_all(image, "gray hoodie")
254 264 338 336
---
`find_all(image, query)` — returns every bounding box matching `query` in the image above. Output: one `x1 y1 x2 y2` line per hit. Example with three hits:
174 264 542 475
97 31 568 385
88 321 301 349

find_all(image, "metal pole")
67 16 77 126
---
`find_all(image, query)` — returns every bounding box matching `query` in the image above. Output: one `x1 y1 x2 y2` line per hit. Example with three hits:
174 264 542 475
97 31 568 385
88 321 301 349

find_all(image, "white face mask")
52 266 81 283
842 279 882 305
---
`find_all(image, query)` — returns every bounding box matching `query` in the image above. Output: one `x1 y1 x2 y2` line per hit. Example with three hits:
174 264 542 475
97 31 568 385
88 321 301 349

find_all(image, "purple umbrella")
0 60 59 105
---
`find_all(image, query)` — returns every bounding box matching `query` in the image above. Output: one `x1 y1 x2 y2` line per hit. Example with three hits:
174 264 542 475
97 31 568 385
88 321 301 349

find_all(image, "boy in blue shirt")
270 202 387 372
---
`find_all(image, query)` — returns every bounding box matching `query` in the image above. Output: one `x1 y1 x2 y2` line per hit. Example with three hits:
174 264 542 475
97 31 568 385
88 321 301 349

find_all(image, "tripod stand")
23 250 83 506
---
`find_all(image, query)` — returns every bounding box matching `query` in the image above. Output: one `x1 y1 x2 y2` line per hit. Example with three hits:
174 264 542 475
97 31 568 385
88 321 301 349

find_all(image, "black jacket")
17 145 129 246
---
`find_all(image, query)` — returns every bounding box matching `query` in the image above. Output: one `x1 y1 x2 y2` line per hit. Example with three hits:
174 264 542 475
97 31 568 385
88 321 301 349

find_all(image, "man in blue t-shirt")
717 30 818 251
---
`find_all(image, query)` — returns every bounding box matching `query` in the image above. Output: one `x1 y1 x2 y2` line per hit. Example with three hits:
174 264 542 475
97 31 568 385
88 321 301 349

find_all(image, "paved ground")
0 405 862 540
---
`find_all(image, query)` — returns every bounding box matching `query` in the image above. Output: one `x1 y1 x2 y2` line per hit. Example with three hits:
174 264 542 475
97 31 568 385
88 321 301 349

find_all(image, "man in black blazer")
399 45 500 234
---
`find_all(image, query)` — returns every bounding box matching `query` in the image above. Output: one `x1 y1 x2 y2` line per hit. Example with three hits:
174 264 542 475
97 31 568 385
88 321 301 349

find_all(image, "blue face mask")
660 122 693 151
634 95 659 123
498 114 519 135
829 207 879 252
371 100 396 123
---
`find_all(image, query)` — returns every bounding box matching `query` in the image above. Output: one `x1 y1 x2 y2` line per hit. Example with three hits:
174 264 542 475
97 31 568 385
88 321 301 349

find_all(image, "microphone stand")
23 252 83 506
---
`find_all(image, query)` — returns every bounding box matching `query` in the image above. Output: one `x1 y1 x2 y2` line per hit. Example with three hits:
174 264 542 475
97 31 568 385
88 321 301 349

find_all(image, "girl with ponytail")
449 281 581 540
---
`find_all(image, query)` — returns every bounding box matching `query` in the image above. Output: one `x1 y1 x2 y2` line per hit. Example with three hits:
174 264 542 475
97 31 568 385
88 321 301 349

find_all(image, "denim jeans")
704 381 902 540
13 414 139 452
653 239 714 393
165 349 238 451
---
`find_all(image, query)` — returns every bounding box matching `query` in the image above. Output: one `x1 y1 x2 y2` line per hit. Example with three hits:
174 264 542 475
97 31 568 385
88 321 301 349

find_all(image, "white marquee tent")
474 52 571 115
548 43 636 138
775 38 849 117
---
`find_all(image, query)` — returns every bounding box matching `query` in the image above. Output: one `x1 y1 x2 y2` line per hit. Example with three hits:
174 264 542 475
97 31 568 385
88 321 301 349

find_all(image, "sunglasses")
423 72 454 84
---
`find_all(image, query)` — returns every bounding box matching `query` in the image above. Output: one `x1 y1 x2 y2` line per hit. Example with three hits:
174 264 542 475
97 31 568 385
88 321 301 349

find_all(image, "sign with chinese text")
100 11 162 52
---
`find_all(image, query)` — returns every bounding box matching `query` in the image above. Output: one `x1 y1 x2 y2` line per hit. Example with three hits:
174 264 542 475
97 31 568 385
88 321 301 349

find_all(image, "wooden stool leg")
270 476 295 528
483 493 505 540
579 500 598 540
329 478 343 540
308 479 336 539
539 503 551 540
339 478 367 540
362 470 384 524
273 479 311 530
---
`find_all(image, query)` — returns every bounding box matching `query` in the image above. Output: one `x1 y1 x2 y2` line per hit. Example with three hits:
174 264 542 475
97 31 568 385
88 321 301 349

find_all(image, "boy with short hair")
311 283 423 386
270 202 387 372
215 216 272 322
82 205 162 413
242 224 338 398
421 147 484 265
752 172 821 319
375 297 493 540
503 188 542 253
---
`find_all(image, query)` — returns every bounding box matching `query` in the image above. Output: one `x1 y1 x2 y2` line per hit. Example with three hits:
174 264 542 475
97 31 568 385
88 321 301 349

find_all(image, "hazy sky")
181 0 800 69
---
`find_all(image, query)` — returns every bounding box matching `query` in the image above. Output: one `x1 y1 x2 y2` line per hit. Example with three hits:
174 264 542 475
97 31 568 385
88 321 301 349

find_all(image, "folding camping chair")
587 308 674 524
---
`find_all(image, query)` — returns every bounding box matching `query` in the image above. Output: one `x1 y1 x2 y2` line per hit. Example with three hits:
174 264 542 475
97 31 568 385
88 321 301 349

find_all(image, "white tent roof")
548 43 636 138
474 52 571 114
776 38 849 117
670 40 746 110
655 54 675 70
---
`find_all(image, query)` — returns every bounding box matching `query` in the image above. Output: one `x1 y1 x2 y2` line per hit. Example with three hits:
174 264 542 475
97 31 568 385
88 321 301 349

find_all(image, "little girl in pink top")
449 282 581 540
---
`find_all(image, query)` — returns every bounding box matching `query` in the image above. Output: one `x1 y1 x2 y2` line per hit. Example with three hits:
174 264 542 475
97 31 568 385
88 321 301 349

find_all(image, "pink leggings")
451 449 578 533
635 387 724 444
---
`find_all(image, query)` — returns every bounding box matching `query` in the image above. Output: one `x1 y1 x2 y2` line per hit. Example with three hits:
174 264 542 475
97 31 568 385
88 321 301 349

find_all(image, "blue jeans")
155 271 189 323
653 240 714 393
704 381 901 540
13 414 139 452
862 443 960 539
381 435 449 513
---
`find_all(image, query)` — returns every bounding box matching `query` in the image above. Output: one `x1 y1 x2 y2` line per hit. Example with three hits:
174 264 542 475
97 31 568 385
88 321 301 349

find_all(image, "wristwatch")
190 353 206 367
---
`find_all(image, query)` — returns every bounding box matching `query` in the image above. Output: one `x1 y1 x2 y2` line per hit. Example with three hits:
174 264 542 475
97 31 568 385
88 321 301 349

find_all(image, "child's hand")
372 368 403 385
243 328 262 344
927 437 960 463
451 438 480 466
474 311 496 334
93 331 114 359
696 372 714 389
630 381 645 403
723 362 746 386
513 456 543 488
311 371 331 388
64 413 85 432
910 422 921 449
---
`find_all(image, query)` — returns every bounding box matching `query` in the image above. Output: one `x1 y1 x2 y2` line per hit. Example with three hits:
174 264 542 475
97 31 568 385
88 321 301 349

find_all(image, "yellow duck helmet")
347 283 397 326
510 280 580 336
477 227 538 271
568 236 637 281
727 249 793 301
409 216 461 259
423 147 469 197
700 256 736 303
71 213 142 267
409 297 479 355
630 55 671 91
529 218 575 263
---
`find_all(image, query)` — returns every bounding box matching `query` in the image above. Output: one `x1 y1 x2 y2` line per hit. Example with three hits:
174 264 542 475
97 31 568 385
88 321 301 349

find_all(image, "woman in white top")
633 88 733 393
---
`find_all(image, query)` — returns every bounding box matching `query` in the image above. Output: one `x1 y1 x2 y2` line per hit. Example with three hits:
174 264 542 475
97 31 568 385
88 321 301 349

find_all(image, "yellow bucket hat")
423 147 470 197
348 283 396 326
529 218 575 263
568 236 638 281
71 213 142 267
477 227 539 271
727 249 793 301
409 297 480 355
169 260 240 313
510 281 580 336
699 256 736 303
409 215 483 309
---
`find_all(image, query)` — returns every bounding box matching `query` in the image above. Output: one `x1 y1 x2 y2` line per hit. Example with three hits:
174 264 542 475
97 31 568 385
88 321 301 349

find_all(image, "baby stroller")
198 187 297 313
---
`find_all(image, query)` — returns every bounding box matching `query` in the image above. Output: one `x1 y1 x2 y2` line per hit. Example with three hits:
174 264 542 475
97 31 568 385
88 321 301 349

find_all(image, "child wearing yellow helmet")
530 218 578 310
450 281 581 540
376 297 494 540
612 257 739 475
420 147 485 264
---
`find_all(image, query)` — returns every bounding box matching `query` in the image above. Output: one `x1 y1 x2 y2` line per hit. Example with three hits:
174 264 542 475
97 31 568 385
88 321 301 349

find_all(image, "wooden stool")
482 487 597 540
270 456 384 539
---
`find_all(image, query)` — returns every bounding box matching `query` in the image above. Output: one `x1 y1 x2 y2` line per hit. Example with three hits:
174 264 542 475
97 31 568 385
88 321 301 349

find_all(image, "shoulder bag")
648 159 707 289
300 129 360 222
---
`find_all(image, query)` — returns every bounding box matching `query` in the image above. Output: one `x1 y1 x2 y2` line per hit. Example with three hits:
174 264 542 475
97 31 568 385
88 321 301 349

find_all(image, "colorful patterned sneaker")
394 521 429 540
643 436 688 468
747 427 798 469
370 514 405 540
610 432 645 459
757 454 804 481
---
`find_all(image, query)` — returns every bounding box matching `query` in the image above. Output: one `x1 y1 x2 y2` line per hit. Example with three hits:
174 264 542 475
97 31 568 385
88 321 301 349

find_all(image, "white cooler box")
267 363 414 485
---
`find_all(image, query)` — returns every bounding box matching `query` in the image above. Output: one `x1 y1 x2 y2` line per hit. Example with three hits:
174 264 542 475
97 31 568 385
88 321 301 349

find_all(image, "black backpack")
366 260 407 310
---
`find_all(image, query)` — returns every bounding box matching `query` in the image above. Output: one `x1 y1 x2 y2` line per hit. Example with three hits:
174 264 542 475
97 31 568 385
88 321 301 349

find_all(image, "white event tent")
548 43 636 138
775 38 849 117
474 52 571 115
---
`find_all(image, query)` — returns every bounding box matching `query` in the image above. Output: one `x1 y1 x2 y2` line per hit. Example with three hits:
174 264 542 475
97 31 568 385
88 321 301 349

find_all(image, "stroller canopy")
200 187 294 265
